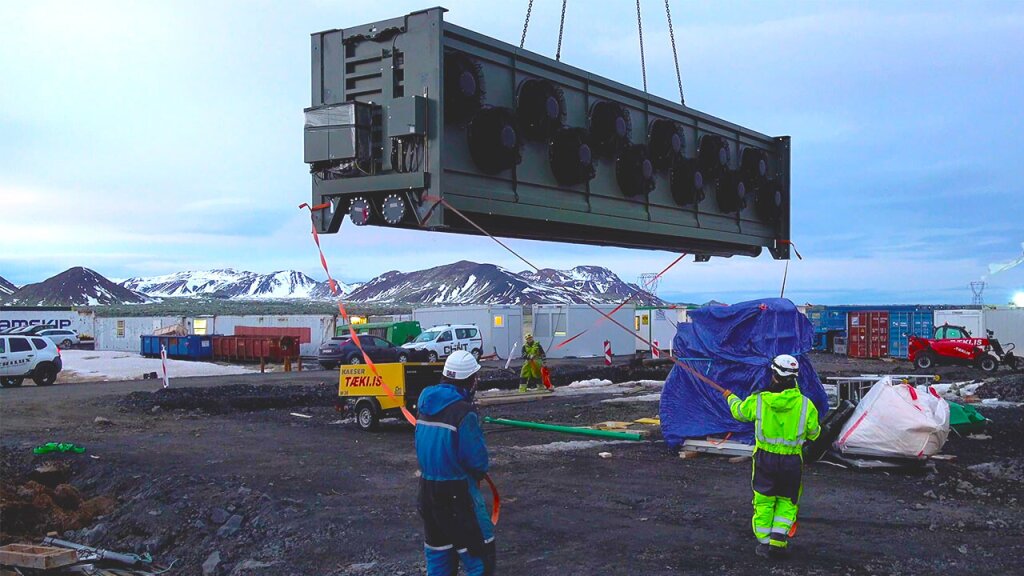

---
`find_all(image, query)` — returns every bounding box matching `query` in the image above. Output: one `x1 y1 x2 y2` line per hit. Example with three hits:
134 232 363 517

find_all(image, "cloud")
1 1 1022 304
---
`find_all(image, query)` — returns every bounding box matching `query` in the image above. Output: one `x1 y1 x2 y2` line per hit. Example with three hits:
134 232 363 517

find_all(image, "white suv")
0 335 63 387
402 324 484 362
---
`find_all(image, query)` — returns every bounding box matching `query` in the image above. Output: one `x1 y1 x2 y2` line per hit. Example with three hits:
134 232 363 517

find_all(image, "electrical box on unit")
305 7 792 260
388 96 427 137
304 101 380 174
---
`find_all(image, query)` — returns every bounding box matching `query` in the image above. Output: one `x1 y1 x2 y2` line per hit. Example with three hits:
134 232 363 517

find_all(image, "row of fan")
444 51 784 220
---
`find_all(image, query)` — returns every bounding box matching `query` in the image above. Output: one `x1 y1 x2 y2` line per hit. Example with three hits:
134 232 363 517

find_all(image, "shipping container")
847 311 890 358
634 306 690 353
412 306 525 359
211 335 300 362
805 306 849 351
141 335 214 360
532 304 636 359
809 304 967 356
888 310 934 359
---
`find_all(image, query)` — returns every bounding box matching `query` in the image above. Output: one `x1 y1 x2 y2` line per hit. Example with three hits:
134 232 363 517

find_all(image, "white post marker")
504 341 519 370
652 340 660 359
160 344 170 388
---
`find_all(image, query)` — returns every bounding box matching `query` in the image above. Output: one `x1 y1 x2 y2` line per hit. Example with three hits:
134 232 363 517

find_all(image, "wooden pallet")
682 439 754 457
0 543 77 569
476 390 552 406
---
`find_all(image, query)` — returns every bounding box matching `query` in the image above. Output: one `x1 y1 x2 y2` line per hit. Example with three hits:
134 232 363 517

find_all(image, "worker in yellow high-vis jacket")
723 354 820 559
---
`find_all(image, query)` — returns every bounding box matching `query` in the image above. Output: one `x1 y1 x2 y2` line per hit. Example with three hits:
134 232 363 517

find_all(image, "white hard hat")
770 354 800 378
443 350 481 380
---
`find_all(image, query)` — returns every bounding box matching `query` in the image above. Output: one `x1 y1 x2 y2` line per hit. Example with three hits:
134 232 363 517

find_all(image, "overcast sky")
1 0 1022 305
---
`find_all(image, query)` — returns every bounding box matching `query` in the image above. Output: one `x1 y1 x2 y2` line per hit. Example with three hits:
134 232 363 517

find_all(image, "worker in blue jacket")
415 350 495 576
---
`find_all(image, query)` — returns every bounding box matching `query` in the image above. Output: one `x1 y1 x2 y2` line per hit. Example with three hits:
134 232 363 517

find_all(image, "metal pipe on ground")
41 537 148 567
482 417 646 441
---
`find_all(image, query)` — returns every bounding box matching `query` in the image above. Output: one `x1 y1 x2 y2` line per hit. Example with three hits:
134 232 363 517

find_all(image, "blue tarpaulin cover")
659 298 829 448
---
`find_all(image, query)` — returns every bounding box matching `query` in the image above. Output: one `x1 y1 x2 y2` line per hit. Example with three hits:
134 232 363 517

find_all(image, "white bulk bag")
834 377 950 459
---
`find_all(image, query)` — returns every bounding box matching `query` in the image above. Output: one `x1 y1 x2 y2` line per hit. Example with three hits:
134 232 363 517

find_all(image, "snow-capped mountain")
2 267 152 306
0 275 17 297
3 263 662 306
122 269 357 300
346 261 663 305
519 266 648 300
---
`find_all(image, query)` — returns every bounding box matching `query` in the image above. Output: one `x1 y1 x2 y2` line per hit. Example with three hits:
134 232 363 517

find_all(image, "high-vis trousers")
750 450 802 550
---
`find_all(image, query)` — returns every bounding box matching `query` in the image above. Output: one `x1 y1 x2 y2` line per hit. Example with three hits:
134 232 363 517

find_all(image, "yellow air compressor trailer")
337 362 443 430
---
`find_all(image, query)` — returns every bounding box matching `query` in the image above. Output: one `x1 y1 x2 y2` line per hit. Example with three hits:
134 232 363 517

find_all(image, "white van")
402 324 484 363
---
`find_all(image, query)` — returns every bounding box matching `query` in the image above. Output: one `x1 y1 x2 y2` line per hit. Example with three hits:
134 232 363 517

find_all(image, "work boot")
755 543 770 559
519 380 528 393
768 544 790 560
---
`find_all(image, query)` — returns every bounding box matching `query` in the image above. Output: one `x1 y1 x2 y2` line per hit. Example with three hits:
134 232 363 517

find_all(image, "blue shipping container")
140 335 214 360
808 305 956 356
888 311 934 359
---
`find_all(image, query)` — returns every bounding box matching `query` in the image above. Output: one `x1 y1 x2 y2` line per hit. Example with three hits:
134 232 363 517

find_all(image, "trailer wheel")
914 351 935 370
978 355 998 373
355 401 379 431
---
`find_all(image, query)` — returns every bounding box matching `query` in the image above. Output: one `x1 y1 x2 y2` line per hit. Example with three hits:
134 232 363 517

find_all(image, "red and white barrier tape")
299 202 500 525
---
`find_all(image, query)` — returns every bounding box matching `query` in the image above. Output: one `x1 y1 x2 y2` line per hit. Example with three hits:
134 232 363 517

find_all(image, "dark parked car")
318 335 408 369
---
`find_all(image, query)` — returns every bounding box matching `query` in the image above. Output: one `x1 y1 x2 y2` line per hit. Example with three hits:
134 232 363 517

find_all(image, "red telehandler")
909 324 1018 372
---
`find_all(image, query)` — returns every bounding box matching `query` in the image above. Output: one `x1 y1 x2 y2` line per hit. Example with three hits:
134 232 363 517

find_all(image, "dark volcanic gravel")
119 383 337 414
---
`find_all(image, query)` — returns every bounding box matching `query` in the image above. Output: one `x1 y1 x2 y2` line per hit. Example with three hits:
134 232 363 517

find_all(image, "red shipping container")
233 326 311 344
847 311 890 358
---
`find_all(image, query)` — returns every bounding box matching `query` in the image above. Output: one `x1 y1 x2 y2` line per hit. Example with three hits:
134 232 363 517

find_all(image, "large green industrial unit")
304 7 791 260
338 320 422 346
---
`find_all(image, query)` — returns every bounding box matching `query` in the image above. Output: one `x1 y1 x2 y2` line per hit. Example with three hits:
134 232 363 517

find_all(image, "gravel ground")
1 356 1022 575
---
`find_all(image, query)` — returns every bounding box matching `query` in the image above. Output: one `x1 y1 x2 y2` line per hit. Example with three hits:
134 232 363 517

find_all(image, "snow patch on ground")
979 398 1024 408
564 378 614 388
510 440 638 454
59 350 253 382
555 378 664 397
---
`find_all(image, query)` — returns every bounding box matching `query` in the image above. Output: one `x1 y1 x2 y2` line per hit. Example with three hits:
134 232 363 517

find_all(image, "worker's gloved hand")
721 389 732 398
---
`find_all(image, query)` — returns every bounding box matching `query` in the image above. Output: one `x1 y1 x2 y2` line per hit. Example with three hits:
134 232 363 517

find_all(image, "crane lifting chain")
519 0 684 102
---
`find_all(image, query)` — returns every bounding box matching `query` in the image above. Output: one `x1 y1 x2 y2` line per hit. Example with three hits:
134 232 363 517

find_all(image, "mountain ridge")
3 263 664 306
